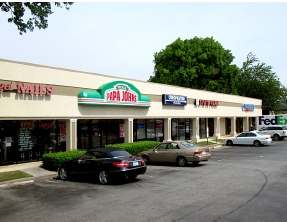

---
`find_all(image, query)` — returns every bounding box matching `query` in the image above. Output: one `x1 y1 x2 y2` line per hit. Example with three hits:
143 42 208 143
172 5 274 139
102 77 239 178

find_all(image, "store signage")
0 81 53 95
119 124 125 137
258 115 287 126
137 124 145 128
78 80 150 107
21 121 34 128
162 94 187 106
195 99 219 106
242 104 254 111
40 122 53 129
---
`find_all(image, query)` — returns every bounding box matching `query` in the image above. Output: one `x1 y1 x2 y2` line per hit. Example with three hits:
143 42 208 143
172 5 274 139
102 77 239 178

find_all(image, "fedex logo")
258 115 287 126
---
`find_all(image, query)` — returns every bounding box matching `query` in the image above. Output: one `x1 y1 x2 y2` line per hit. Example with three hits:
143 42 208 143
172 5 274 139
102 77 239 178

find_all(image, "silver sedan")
224 131 272 147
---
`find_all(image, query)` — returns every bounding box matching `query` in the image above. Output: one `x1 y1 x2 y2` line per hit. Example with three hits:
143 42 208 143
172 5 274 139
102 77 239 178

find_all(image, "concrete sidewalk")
0 161 57 190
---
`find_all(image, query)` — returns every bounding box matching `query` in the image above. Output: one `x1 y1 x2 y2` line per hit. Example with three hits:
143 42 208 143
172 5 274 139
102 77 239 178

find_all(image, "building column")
192 118 200 143
230 117 237 136
243 117 249 132
124 118 133 143
213 117 220 138
164 118 172 141
66 119 77 151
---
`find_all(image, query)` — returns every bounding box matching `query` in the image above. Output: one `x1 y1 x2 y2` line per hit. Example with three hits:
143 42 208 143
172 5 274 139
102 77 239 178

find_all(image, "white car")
224 131 272 147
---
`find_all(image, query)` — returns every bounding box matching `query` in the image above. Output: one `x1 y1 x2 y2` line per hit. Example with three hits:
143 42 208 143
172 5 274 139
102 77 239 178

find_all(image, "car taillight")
141 160 145 165
194 151 202 155
113 162 130 168
205 149 210 152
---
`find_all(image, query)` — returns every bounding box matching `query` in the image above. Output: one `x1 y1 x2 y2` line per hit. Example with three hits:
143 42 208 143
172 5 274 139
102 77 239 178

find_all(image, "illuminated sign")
242 104 254 111
0 81 53 95
78 81 150 107
162 94 187 106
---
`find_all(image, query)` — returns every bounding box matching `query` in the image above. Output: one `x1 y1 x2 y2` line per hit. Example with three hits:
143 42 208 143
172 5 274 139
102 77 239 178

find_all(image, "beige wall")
0 59 262 120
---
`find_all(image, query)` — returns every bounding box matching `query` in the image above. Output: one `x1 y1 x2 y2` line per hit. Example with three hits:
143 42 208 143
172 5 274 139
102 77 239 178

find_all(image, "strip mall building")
0 59 261 165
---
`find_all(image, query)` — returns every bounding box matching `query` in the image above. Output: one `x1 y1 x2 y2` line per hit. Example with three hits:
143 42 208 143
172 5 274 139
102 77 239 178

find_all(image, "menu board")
18 128 33 151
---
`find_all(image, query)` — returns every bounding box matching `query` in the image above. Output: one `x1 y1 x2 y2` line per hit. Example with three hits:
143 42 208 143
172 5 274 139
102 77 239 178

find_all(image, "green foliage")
42 150 84 171
237 53 287 114
149 37 240 94
107 141 160 156
0 2 73 35
0 170 32 182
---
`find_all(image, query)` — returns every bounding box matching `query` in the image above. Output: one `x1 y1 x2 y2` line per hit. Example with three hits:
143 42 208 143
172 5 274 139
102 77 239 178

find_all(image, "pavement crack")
219 169 268 220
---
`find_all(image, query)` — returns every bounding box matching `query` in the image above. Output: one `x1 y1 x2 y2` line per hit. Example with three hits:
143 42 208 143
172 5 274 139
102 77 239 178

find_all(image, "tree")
148 37 240 94
237 52 287 114
0 2 73 35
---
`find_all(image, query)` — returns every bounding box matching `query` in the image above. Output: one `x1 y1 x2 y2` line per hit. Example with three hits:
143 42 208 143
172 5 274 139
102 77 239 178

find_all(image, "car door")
76 152 96 173
149 143 168 162
233 132 248 145
164 142 180 162
246 132 257 145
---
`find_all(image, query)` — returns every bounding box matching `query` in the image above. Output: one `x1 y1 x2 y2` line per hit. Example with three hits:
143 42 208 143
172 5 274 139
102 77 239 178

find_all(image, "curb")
0 179 35 190
0 173 57 190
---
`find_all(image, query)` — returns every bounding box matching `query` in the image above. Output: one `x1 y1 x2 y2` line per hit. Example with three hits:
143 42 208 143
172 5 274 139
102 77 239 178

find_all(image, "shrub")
107 140 160 156
42 150 85 171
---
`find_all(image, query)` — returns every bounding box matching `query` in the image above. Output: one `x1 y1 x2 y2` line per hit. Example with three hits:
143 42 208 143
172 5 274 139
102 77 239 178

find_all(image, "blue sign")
242 104 254 111
162 94 187 106
137 124 145 128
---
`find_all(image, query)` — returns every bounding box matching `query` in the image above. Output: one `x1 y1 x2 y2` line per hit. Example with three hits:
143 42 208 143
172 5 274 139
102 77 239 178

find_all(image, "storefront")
0 58 262 165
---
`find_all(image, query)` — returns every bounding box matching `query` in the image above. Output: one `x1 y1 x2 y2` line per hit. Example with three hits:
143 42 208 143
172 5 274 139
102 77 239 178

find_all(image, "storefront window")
78 120 90 149
199 118 206 138
155 119 164 141
137 119 146 140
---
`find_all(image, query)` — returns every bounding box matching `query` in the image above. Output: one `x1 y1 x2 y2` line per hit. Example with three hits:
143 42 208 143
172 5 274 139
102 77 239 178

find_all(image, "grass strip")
0 170 33 182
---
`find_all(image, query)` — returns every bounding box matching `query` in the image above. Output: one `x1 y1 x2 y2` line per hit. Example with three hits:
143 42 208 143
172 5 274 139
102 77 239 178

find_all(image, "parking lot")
0 140 287 221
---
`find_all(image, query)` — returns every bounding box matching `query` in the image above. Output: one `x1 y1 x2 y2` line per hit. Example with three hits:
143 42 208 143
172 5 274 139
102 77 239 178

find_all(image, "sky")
1 2 287 87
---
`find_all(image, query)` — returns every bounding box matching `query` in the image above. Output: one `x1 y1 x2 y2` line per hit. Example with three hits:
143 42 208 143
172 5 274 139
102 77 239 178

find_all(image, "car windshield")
110 150 132 157
180 141 197 148
256 132 265 135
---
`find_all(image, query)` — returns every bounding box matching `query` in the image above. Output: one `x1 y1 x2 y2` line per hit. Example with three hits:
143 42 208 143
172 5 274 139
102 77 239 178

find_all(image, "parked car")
224 131 272 146
58 147 147 184
258 126 287 141
138 140 211 167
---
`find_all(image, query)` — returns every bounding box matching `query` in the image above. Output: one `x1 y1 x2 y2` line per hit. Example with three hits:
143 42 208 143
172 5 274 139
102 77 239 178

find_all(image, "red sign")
60 124 66 135
40 122 53 129
199 100 219 106
21 122 34 128
0 81 53 95
119 124 124 138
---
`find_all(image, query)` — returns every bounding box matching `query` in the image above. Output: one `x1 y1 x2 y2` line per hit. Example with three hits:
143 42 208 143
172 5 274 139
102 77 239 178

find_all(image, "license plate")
202 151 206 154
132 162 139 166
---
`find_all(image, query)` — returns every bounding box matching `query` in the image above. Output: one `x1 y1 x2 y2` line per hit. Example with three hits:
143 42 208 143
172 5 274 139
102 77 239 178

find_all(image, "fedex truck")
256 115 287 129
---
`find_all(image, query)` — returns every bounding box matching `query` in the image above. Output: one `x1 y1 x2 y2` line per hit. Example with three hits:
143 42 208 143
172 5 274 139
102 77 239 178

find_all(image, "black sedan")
57 147 147 184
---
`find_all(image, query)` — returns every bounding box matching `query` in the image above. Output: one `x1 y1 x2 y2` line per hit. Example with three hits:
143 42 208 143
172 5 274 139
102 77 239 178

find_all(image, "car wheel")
273 134 280 141
142 155 150 164
58 167 68 180
192 161 199 165
98 170 109 185
253 140 261 147
177 156 187 167
226 140 233 146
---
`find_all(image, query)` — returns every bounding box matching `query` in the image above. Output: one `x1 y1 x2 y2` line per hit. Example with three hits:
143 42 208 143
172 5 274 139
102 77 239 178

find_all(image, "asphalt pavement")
0 142 223 190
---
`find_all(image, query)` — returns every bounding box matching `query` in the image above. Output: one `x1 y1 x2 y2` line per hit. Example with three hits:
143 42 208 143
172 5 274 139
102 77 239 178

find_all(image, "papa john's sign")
78 81 150 107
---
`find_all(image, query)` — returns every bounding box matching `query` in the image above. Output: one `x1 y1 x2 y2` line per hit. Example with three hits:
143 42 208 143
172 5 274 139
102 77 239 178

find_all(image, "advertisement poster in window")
120 124 124 138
